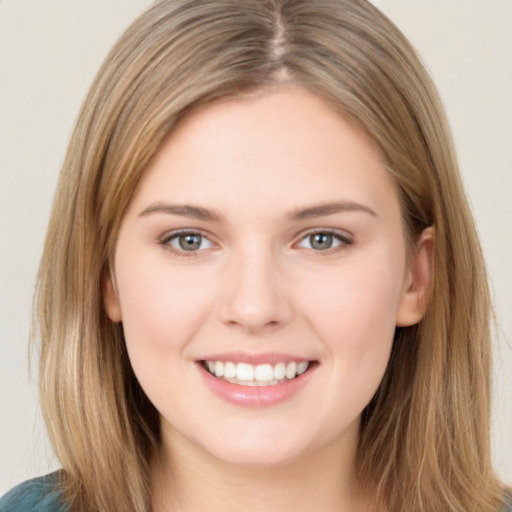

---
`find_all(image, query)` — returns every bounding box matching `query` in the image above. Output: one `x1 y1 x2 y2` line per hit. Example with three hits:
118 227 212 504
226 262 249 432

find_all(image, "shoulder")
502 492 512 512
0 472 68 512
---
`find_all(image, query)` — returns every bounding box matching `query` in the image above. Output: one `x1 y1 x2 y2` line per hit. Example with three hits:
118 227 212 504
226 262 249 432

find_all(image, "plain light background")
1 0 511 494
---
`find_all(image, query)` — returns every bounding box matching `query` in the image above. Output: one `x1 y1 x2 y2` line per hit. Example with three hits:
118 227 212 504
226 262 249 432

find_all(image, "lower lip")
197 363 317 408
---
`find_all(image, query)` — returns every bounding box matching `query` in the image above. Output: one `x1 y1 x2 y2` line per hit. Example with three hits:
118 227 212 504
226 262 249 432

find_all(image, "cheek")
114 259 220 413
115 254 214 358
300 256 404 382
308 268 401 428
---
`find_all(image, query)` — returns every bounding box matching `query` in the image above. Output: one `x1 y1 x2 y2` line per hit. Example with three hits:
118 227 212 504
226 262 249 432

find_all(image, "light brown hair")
35 1 506 510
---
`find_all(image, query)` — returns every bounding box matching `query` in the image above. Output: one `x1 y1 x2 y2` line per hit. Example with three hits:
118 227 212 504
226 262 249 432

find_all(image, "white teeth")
204 360 311 386
254 364 273 381
286 362 297 379
297 362 308 375
274 362 286 380
236 363 255 381
214 361 224 378
224 361 236 378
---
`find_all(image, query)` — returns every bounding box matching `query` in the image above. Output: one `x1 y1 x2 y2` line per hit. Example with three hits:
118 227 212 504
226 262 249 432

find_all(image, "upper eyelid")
160 228 216 242
160 230 217 258
295 228 353 243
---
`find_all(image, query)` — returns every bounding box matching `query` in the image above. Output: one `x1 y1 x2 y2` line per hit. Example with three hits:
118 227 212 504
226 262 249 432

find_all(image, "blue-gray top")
0 473 67 512
1 473 511 511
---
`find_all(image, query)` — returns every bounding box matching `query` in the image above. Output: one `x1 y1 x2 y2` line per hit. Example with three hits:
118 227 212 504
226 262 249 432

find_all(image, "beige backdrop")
1 0 511 492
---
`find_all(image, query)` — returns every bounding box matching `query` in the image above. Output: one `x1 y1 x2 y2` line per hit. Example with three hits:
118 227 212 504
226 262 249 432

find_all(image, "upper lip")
198 351 315 365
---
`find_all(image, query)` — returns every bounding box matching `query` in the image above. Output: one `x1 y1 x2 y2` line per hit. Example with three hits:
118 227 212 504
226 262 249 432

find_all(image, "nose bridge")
219 240 292 333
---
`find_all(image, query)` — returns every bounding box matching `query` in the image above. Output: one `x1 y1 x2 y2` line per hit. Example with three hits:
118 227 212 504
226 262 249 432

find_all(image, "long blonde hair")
35 1 505 510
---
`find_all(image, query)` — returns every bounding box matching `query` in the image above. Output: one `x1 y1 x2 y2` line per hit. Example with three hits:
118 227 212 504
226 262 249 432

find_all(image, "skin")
105 87 433 511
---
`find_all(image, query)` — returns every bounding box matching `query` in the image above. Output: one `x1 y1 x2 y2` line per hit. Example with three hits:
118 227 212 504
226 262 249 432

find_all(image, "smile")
202 360 310 386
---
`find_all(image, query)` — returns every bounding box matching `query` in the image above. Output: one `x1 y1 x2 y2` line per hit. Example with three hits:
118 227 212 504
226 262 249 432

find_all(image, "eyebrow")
139 203 223 221
138 200 377 221
286 201 377 221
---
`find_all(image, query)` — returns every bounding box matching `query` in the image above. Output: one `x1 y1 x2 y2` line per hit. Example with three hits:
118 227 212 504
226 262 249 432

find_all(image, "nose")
218 246 293 334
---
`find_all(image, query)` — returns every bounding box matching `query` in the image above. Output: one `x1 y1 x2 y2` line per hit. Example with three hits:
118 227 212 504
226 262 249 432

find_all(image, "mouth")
200 360 315 387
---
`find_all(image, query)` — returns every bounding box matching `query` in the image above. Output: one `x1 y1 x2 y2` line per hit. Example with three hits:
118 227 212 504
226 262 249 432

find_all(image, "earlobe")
396 227 435 327
103 269 122 323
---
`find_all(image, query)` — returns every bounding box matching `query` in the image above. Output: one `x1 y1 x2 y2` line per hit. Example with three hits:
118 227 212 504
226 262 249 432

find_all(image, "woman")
1 0 510 511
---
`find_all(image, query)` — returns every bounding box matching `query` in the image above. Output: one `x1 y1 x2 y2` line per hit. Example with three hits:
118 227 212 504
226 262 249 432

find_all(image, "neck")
151 421 369 512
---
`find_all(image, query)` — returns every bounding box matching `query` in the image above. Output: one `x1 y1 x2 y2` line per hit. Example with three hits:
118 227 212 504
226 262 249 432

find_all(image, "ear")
396 227 435 327
103 268 122 323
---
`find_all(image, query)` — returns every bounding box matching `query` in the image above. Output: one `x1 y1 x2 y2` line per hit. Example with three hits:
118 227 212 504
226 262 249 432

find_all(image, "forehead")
127 87 399 223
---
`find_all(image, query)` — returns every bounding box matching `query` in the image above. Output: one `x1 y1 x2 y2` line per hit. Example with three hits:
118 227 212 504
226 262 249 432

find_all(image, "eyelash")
159 230 216 259
297 229 353 253
159 229 353 258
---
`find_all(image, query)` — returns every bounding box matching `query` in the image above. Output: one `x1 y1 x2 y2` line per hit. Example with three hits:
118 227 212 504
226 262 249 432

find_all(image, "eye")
162 230 215 253
297 230 352 252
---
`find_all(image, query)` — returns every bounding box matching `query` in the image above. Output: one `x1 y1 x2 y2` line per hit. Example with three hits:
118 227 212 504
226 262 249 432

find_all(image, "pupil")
311 233 332 250
179 234 201 251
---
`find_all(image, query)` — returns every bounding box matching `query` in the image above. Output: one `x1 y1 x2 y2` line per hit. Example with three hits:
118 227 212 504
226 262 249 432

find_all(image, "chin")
195 422 339 470
209 442 305 469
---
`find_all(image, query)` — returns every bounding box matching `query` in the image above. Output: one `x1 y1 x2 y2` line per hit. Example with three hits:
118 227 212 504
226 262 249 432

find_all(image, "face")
105 87 430 469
